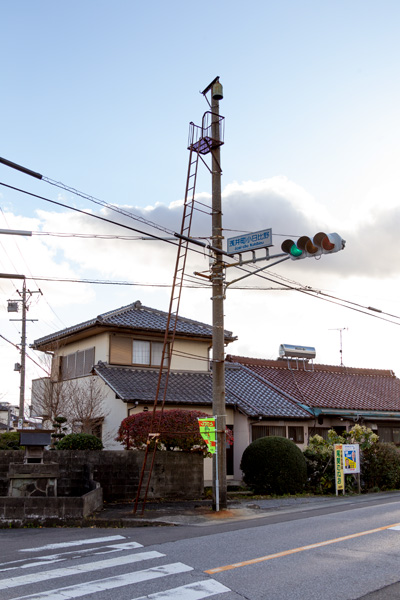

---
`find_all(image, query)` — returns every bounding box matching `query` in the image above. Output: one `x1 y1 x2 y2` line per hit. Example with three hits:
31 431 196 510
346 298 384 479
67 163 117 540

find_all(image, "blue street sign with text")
227 228 272 254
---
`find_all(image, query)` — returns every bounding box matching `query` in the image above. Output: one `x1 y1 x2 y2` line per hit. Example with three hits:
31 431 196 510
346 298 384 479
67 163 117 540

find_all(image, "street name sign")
227 228 272 254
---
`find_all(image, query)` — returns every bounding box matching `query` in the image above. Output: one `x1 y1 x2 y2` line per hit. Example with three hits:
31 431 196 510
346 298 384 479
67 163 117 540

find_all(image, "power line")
0 181 229 261
0 333 50 374
0 181 181 248
43 177 176 236
228 265 400 325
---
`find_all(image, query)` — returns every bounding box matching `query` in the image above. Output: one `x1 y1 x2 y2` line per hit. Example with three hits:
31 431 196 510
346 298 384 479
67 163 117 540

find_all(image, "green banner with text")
198 417 216 454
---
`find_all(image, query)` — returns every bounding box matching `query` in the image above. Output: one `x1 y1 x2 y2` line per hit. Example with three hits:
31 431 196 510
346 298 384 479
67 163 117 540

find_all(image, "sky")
1 0 400 410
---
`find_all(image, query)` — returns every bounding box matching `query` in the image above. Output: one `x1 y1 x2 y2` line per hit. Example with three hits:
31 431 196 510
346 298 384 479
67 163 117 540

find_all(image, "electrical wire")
0 181 228 262
43 177 175 236
227 264 400 325
0 181 181 248
0 333 50 374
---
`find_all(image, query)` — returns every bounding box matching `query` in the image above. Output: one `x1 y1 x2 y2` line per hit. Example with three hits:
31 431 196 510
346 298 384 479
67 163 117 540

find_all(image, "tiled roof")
94 362 219 405
32 300 236 348
94 361 309 419
225 364 309 418
227 355 400 413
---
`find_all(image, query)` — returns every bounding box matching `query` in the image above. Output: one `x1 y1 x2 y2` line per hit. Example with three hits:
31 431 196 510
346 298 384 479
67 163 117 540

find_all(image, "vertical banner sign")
198 417 216 454
334 444 344 493
343 444 360 474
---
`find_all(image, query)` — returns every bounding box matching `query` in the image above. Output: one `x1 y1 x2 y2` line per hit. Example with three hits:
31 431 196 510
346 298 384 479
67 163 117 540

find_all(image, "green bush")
303 442 335 494
303 427 380 495
56 433 103 450
0 431 22 450
362 443 400 491
240 436 307 495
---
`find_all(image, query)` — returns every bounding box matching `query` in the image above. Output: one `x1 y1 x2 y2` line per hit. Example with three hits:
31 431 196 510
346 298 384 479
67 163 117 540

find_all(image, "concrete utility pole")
210 79 227 510
1 273 40 421
19 278 27 420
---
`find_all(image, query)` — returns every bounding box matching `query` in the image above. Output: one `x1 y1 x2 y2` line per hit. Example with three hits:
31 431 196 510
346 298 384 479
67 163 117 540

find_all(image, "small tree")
51 416 68 447
32 359 108 440
0 431 22 450
69 377 109 436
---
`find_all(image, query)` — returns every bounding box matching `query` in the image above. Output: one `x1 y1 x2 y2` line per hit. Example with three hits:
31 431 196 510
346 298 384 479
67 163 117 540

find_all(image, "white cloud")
1 174 400 408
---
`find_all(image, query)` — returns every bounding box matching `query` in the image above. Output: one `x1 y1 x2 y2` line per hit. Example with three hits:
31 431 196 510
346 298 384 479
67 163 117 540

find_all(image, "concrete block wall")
0 450 204 501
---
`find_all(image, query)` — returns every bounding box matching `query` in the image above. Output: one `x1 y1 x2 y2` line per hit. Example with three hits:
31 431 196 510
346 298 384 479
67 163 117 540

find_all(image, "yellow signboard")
334 444 344 492
198 417 216 454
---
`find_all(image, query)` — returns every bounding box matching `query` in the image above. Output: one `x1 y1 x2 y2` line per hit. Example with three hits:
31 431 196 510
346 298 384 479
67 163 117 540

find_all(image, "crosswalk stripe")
0 551 164 590
11 563 193 600
1 542 142 572
132 578 231 599
21 535 126 552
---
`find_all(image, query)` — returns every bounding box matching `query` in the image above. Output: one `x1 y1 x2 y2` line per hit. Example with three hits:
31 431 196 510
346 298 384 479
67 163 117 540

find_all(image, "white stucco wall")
55 333 110 362
170 340 210 371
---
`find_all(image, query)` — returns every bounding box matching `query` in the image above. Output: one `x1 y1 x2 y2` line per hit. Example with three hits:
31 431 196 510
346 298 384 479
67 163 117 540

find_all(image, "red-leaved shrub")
116 409 233 456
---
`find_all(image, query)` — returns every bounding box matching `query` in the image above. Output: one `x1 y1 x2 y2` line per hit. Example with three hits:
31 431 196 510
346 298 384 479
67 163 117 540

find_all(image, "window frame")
60 347 95 380
109 334 169 368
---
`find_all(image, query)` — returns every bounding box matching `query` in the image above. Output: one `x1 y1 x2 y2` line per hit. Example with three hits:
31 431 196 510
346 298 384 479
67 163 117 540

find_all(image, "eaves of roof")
32 300 236 350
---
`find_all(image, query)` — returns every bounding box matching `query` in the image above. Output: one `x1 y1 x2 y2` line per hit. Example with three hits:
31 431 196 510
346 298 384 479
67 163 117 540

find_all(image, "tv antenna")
329 327 348 367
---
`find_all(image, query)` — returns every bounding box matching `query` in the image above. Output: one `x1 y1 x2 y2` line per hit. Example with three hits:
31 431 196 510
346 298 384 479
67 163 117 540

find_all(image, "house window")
132 341 166 366
252 425 286 441
60 347 95 380
309 426 347 440
288 426 304 444
377 426 400 445
109 335 168 367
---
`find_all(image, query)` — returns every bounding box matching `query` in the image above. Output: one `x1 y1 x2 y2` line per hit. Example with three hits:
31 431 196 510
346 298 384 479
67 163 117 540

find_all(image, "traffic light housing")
281 232 345 260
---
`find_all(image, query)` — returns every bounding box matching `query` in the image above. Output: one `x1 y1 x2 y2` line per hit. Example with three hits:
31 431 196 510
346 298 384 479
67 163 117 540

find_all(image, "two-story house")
30 300 312 484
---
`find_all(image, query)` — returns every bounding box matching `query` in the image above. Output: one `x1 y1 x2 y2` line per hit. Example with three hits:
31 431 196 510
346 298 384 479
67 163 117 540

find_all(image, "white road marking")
1 541 142 571
0 551 164 590
11 563 193 600
132 579 231 599
0 542 143 573
20 535 125 552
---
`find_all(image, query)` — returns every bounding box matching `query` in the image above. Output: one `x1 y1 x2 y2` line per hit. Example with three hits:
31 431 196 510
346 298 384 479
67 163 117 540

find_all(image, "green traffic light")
290 245 303 257
281 239 303 258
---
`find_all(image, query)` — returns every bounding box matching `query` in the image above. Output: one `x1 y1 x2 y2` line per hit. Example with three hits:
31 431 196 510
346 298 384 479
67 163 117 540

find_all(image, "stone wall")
0 485 103 522
0 450 204 501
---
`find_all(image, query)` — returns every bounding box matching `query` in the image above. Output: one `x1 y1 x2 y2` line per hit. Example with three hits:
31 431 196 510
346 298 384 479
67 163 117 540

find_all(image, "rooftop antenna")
329 327 348 367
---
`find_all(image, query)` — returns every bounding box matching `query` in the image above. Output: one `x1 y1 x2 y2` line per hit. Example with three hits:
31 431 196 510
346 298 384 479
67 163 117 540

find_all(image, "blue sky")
1 1 400 407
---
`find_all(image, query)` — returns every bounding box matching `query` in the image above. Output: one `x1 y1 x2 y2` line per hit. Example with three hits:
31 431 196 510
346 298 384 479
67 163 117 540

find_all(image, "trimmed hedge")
56 433 103 450
362 443 400 491
240 436 307 495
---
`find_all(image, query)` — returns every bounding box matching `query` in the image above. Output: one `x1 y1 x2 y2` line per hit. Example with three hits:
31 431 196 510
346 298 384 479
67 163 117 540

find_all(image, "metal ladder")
133 146 201 514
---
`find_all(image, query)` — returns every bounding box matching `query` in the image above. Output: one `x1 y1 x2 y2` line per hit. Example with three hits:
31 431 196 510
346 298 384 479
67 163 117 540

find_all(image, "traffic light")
281 232 345 260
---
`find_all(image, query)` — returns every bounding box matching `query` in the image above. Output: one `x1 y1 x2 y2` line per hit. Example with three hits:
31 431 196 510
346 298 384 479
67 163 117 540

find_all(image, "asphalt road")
1 494 400 599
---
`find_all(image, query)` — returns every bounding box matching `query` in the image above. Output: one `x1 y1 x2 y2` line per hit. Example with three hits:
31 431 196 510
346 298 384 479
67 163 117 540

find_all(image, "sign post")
335 443 361 495
198 416 219 511
334 444 344 495
343 443 361 493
